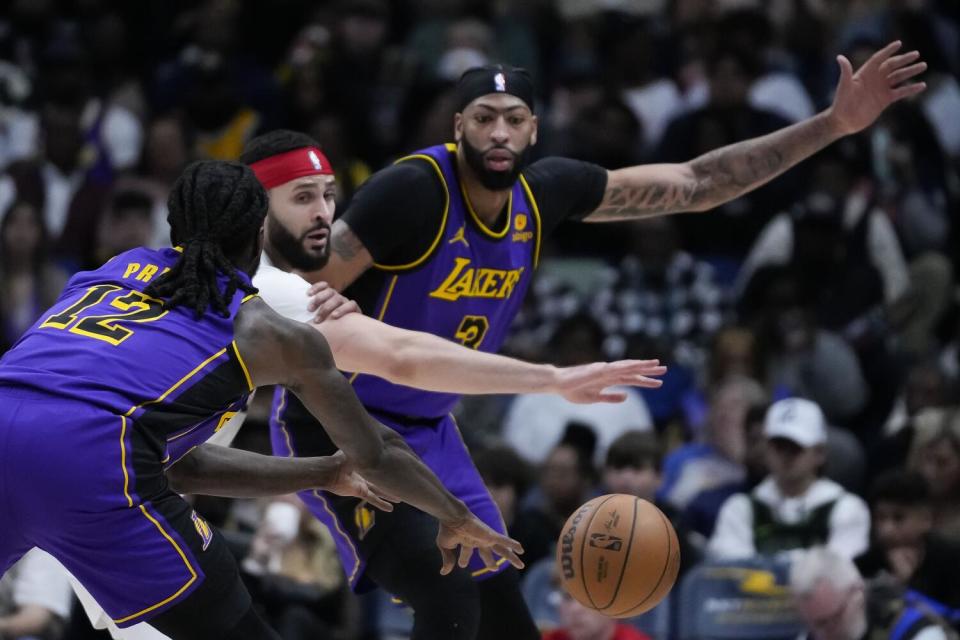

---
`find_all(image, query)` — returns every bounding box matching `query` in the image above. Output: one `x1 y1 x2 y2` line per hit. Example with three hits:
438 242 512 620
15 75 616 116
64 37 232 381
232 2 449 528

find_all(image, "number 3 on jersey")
454 315 489 349
40 284 168 345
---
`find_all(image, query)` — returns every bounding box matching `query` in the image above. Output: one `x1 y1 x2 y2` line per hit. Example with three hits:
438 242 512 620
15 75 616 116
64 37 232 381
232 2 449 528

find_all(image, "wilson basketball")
556 494 680 618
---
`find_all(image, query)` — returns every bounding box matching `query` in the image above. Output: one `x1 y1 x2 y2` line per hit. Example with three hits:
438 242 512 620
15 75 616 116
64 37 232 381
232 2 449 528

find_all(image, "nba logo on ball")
556 495 680 618
494 72 506 92
308 150 323 171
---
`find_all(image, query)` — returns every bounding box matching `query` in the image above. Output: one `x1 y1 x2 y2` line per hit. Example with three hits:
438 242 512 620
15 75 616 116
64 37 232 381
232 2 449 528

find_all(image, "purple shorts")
0 390 232 627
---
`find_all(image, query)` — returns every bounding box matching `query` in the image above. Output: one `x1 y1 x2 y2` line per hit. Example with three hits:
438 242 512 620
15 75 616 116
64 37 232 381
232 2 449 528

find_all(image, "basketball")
556 494 680 618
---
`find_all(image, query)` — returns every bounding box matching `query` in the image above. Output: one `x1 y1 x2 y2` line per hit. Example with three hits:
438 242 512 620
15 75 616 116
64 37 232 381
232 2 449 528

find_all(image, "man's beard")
267 216 330 271
461 138 526 190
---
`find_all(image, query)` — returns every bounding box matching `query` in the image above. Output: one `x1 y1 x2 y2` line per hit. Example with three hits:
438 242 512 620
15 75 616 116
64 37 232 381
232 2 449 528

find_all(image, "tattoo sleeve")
588 111 841 221
330 224 364 261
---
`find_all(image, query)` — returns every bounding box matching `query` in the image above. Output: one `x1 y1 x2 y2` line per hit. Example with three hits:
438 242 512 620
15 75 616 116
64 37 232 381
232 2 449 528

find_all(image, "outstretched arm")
166 445 394 509
585 41 926 222
234 299 524 568
320 312 666 403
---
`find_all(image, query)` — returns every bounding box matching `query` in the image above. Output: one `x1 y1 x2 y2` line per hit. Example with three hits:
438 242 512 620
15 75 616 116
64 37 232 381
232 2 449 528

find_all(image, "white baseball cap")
764 398 827 448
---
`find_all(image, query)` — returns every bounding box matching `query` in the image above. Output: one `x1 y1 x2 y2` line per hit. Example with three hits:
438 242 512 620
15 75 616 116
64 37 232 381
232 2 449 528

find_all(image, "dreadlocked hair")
145 160 267 319
240 129 322 164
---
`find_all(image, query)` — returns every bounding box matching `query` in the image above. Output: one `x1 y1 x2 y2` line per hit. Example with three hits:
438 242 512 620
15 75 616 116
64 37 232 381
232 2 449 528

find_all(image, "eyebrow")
292 178 335 191
473 104 530 115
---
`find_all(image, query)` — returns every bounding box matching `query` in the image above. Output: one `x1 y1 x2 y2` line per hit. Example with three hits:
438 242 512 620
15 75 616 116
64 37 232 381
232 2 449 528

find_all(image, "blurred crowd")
1 0 959 639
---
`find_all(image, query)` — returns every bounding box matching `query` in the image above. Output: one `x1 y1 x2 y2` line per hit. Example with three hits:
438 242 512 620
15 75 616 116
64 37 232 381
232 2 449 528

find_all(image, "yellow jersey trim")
124 348 228 417
112 505 199 624
120 416 133 508
459 178 512 240
172 245 183 253
231 340 254 391
348 275 398 384
241 293 259 303
518 174 543 268
372 154 450 272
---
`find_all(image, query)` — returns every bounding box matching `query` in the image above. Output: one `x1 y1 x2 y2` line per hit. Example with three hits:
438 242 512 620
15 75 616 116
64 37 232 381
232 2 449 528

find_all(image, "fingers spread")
871 40 903 66
888 62 926 86
837 54 854 81
892 82 927 100
880 50 921 73
478 547 496 570
439 547 455 575
494 546 525 570
458 544 473 568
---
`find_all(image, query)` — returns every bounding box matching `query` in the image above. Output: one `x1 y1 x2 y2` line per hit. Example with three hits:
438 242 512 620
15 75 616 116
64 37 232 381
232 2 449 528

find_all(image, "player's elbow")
350 438 388 474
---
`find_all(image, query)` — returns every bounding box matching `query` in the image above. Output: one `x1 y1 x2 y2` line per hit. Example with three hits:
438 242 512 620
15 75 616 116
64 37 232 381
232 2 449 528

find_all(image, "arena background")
0 1 958 639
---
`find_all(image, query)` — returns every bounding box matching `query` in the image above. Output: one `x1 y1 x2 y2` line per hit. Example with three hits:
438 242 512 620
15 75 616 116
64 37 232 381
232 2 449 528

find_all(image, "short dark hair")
474 444 532 497
605 431 662 472
869 469 931 508
109 189 153 219
240 130 321 165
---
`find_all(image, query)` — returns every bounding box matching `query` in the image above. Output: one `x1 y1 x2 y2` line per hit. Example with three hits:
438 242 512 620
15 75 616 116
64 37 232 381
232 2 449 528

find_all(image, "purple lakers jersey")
0 246 254 464
348 143 541 418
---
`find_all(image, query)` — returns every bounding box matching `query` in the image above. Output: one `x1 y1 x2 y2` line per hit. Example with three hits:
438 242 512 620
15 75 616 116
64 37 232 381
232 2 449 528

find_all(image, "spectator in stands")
657 44 798 256
0 548 73 640
908 410 960 541
603 430 701 575
512 424 598 570
708 398 870 560
4 96 112 270
503 314 653 467
241 499 355 640
0 199 67 354
542 585 651 640
89 188 155 269
658 375 766 518
871 362 952 478
792 546 954 640
475 443 534 531
856 470 960 621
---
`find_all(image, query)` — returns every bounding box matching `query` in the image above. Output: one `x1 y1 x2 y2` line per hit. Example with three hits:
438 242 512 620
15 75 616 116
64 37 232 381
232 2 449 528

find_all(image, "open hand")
307 281 360 323
553 359 667 404
436 513 525 575
325 451 399 512
829 41 927 136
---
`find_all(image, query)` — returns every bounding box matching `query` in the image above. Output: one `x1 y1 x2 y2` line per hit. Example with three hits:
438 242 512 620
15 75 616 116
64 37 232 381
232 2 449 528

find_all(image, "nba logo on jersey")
494 72 506 92
191 511 213 550
308 150 323 170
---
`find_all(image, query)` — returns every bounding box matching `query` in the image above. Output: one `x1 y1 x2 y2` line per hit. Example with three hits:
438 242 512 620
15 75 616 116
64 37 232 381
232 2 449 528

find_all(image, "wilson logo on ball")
588 533 624 551
560 504 592 579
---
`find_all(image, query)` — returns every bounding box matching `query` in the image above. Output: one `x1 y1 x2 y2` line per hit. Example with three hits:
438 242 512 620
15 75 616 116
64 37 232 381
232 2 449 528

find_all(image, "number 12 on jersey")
40 284 168 346
454 315 489 350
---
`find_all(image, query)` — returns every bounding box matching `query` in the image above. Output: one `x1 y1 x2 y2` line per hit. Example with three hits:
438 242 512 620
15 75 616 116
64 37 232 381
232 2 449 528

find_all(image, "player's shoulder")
523 156 605 182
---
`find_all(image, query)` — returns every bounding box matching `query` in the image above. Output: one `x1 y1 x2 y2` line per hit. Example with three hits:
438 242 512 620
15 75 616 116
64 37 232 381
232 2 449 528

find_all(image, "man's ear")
454 112 464 142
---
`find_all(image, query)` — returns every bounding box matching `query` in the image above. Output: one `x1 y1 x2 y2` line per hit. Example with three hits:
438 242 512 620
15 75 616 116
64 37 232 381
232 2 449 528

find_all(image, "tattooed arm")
585 41 926 222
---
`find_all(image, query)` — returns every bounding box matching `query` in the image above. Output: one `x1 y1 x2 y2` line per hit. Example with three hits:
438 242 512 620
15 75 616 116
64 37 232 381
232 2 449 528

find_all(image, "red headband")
250 146 333 189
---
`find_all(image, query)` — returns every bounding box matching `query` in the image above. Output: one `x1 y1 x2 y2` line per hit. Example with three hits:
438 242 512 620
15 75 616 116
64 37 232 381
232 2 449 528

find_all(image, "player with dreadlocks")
0 159 523 640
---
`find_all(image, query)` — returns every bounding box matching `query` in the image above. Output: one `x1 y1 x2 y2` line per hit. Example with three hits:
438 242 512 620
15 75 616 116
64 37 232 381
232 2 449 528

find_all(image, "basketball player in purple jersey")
0 161 525 639
272 43 926 639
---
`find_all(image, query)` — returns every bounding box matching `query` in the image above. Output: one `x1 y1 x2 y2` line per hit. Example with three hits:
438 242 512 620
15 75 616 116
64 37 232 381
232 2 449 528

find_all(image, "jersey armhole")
519 173 543 268
372 155 449 272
